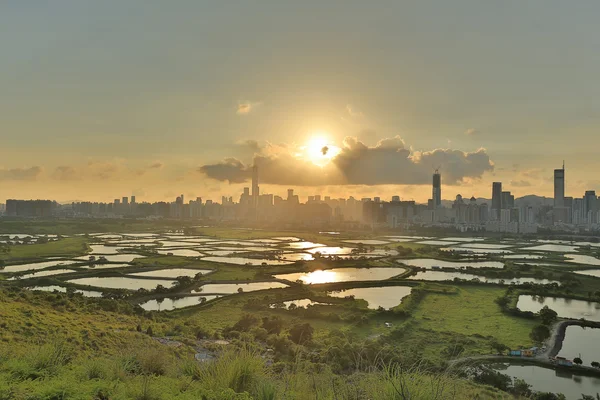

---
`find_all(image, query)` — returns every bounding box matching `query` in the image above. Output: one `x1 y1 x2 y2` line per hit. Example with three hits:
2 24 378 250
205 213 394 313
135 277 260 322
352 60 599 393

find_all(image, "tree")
573 357 583 365
539 306 558 325
490 339 508 355
591 361 600 368
512 378 532 397
289 323 314 345
233 314 260 332
262 316 284 335
530 324 551 343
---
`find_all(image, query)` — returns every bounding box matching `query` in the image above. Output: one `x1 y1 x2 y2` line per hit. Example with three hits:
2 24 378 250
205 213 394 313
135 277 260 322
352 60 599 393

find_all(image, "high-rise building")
432 170 441 209
131 196 136 204
501 191 514 209
554 163 565 208
122 197 128 205
491 182 502 219
251 164 259 207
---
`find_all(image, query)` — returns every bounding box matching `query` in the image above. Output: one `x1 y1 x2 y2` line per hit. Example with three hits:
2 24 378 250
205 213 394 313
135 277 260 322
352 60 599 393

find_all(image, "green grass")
0 237 89 262
411 285 536 351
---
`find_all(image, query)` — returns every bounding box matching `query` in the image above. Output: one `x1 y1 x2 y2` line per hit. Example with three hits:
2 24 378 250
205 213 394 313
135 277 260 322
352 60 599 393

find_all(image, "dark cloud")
321 146 329 156
0 166 43 181
199 136 494 186
198 158 251 184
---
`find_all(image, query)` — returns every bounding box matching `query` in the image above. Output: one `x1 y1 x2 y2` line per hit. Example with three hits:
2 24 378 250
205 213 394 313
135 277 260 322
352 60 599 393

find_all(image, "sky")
1 1 599 204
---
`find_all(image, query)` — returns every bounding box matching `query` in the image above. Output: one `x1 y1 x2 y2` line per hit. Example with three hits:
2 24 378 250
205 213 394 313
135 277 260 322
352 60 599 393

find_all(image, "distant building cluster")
1 163 599 233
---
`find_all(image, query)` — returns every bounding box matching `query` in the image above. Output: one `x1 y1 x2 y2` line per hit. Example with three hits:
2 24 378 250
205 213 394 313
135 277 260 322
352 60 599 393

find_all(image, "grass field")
411 285 536 351
0 237 89 262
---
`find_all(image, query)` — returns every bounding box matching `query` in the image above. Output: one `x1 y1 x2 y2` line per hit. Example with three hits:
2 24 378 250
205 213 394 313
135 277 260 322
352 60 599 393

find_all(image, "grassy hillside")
0 288 514 399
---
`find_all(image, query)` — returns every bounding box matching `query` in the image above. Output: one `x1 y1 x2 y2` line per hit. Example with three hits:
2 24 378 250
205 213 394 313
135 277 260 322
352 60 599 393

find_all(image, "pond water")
12 269 77 280
195 282 288 294
201 256 294 266
490 363 600 400
383 237 417 242
156 249 203 257
211 240 273 247
417 240 459 246
139 295 220 311
129 268 212 278
558 326 600 366
408 271 557 285
285 241 326 249
456 243 513 249
89 245 126 254
270 299 331 309
342 239 390 245
308 246 355 255
85 263 132 270
68 277 176 291
0 260 71 273
440 237 486 242
328 286 412 309
503 254 545 260
73 254 141 263
249 239 282 244
398 258 505 269
573 269 600 278
158 241 202 248
279 253 315 261
274 267 407 284
440 247 513 254
199 250 245 256
28 286 103 297
517 296 600 322
522 244 579 253
566 255 600 266
272 237 302 242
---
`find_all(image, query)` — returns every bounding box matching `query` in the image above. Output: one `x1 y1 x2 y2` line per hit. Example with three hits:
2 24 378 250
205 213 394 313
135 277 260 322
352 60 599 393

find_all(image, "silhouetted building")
432 170 441 209
491 182 502 220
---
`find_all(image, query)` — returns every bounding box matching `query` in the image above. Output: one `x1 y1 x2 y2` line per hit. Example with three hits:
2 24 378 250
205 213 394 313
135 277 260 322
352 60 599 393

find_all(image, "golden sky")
1 2 599 203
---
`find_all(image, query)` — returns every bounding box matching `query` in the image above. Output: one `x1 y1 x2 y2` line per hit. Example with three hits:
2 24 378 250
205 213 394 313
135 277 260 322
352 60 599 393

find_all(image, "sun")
304 134 340 166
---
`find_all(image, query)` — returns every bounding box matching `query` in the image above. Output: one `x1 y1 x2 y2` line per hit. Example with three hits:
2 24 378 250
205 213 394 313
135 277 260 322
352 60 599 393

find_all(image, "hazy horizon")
2 1 600 203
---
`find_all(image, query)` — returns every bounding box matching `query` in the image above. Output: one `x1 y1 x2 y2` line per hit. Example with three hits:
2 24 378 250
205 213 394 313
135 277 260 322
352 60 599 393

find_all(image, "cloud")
199 136 494 186
346 104 364 118
465 128 479 136
0 166 43 181
148 162 164 169
510 180 532 187
236 101 262 115
52 166 79 181
198 158 251 184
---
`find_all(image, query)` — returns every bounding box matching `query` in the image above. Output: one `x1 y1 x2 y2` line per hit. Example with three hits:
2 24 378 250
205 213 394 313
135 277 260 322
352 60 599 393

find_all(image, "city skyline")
2 2 600 203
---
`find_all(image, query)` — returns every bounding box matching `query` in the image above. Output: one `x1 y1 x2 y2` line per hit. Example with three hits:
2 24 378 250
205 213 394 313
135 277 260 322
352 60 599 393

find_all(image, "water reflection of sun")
300 269 337 284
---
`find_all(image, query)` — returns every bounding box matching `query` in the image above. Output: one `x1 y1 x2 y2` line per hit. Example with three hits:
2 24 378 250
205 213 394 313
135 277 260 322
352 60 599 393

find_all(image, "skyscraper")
432 170 441 209
251 164 259 207
491 182 502 219
554 162 565 208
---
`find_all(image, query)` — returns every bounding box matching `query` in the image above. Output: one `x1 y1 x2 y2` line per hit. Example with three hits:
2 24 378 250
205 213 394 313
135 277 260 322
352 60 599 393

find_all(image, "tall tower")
251 164 259 207
491 182 502 220
432 169 441 209
554 162 565 208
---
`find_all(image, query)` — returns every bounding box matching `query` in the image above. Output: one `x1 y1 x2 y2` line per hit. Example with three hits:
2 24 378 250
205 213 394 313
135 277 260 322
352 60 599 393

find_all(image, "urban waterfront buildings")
2 162 599 233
